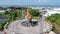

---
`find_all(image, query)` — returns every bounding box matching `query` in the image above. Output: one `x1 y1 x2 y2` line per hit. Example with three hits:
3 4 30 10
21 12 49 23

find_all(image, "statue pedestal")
19 22 40 34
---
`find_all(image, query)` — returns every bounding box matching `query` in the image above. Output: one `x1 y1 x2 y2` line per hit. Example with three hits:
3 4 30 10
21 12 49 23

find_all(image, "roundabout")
5 8 53 34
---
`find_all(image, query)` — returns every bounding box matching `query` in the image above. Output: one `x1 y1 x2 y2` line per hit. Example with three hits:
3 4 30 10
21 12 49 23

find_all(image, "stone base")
21 21 38 27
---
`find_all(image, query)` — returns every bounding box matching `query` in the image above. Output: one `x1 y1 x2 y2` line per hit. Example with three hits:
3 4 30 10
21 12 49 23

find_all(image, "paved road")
0 31 4 34
39 10 52 34
4 18 52 34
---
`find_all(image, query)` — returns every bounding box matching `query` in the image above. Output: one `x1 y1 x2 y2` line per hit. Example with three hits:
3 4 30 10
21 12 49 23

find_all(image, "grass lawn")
32 16 39 19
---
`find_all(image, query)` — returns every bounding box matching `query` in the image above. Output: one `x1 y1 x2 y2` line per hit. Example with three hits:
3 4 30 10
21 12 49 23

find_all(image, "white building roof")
32 7 42 9
54 8 60 11
44 10 60 16
0 10 5 13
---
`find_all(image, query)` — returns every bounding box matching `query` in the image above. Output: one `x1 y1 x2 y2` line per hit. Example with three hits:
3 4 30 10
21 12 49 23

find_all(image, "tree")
0 23 4 31
30 9 40 16
46 13 60 25
4 11 9 15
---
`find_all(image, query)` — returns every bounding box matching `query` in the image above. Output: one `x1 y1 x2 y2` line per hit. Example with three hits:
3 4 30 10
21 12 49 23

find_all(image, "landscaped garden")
30 9 40 19
45 13 60 34
0 7 40 31
46 13 60 25
0 7 23 31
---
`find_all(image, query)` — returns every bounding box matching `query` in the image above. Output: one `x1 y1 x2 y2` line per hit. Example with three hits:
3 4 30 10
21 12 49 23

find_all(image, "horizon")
0 5 60 8
0 0 60 5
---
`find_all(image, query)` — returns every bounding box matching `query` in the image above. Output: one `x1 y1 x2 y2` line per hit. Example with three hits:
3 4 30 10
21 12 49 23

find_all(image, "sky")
0 0 60 5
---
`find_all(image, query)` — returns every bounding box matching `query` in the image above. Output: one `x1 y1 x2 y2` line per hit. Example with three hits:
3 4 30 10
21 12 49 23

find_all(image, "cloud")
0 0 60 5
39 0 49 3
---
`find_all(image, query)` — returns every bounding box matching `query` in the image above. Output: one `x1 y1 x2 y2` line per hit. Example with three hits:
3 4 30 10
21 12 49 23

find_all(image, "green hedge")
46 13 60 25
30 9 40 16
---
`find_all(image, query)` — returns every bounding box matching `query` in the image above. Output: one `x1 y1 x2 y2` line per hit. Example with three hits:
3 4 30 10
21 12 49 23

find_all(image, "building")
43 10 60 16
0 10 5 13
54 8 60 11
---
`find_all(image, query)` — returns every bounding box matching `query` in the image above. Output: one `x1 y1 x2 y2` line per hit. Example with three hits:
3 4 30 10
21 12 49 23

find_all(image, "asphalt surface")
5 17 52 34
